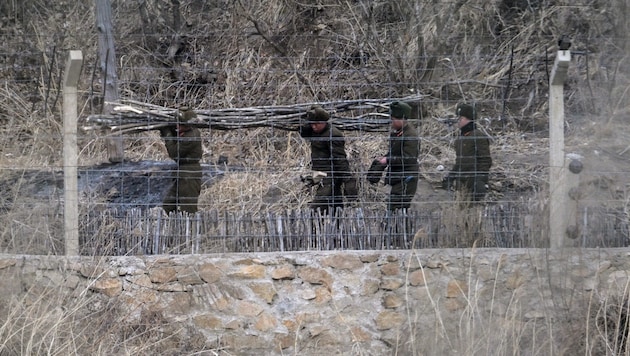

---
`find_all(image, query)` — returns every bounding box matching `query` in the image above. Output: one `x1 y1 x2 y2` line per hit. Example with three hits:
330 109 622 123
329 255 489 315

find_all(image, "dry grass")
2 251 626 355
0 0 630 355
382 247 630 356
2 0 628 167
0 0 630 351
0 265 218 355
0 0 628 250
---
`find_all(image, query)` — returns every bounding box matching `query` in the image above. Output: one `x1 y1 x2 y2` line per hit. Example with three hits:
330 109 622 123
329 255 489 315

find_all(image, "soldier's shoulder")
181 128 202 140
330 125 345 136
404 124 419 136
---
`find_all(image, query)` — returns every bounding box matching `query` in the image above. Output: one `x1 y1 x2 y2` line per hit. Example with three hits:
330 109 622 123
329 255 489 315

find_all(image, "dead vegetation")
0 0 628 250
0 276 217 355
1 1 630 354
2 0 627 165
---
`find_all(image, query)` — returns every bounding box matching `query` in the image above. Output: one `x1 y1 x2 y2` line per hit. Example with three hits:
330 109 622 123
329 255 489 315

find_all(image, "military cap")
178 106 197 122
389 101 412 119
456 103 476 121
306 105 330 122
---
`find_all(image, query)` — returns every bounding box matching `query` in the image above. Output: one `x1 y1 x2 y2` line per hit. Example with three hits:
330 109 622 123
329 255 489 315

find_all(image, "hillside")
2 1 630 355
0 0 629 248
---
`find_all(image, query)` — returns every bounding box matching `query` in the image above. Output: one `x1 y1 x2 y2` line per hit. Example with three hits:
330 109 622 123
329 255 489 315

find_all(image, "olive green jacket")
385 122 420 183
164 126 203 165
299 123 352 180
452 125 492 177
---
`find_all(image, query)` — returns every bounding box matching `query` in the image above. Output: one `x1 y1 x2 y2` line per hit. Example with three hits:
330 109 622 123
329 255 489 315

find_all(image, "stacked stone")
0 249 625 355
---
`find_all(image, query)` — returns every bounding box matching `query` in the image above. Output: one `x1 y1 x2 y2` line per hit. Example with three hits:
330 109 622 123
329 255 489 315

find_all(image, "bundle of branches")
83 96 426 135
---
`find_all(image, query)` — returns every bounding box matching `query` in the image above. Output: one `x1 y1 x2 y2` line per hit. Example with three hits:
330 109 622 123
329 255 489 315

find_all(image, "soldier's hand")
159 126 176 137
367 159 386 184
301 175 315 186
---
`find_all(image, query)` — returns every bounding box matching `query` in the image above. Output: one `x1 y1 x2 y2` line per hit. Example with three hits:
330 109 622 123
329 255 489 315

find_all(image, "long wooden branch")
83 96 425 134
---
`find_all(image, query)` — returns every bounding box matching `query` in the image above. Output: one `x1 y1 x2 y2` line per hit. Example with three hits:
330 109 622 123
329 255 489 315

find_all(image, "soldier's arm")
160 126 177 138
475 137 492 172
299 124 314 138
450 139 463 174
331 138 352 178
164 137 178 160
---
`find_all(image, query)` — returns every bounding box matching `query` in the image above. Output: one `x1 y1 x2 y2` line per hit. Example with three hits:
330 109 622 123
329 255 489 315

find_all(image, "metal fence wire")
2 0 630 255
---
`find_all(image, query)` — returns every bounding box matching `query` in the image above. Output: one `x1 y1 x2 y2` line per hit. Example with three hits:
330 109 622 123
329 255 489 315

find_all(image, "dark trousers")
455 174 489 247
163 163 202 214
388 176 418 211
459 174 489 203
384 176 417 248
310 178 344 215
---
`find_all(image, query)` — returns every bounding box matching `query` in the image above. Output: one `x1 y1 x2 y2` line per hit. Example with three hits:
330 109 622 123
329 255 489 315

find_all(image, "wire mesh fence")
1 0 629 255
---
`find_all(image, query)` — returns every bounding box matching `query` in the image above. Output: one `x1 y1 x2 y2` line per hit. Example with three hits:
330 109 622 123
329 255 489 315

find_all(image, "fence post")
63 50 83 256
548 48 571 248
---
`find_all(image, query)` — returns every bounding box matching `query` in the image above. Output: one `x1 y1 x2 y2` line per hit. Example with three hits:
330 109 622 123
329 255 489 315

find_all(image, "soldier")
299 105 358 215
442 103 493 246
160 106 203 214
373 101 420 211
443 103 492 203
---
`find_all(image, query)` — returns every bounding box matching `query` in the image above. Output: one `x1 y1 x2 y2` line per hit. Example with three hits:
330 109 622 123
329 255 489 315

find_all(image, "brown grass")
0 0 627 252
0 251 629 355
1 1 630 354
0 266 218 355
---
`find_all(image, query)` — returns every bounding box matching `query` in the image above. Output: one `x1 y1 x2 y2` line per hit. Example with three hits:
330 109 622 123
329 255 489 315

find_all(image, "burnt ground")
0 160 230 212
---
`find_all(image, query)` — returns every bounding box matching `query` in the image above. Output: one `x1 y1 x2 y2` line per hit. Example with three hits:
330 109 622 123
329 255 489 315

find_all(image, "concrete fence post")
548 49 571 248
63 50 83 256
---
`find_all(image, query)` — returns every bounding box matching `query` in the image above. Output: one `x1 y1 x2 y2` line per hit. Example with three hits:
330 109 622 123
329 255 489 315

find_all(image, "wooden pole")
96 0 124 163
548 49 571 248
63 50 83 256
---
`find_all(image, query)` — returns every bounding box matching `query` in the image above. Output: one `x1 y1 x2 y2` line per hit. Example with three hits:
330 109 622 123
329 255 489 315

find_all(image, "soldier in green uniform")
160 106 203 214
299 105 357 215
443 103 492 202
442 103 493 246
374 101 420 211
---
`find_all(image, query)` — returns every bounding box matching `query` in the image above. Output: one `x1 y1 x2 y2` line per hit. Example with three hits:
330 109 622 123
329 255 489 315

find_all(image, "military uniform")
300 106 357 214
161 107 203 214
381 101 420 211
449 104 492 202
385 122 419 210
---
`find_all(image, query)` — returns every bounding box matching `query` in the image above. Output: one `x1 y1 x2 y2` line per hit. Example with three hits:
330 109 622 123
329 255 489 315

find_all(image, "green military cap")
456 103 475 121
389 101 412 119
306 105 330 122
178 106 196 122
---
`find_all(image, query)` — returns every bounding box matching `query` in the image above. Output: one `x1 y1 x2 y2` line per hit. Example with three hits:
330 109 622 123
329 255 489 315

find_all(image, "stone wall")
0 249 628 355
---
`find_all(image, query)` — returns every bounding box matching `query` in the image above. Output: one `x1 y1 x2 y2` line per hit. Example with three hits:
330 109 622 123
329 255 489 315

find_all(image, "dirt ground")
0 114 627 221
